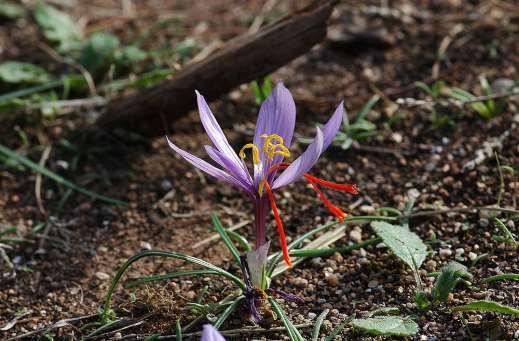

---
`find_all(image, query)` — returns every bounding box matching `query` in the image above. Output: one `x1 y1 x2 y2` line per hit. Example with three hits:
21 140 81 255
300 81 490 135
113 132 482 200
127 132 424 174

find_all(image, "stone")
349 229 362 243
439 248 452 257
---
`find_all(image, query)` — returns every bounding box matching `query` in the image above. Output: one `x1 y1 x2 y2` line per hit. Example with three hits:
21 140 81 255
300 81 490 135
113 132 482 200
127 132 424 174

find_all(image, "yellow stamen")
239 143 260 165
261 134 291 161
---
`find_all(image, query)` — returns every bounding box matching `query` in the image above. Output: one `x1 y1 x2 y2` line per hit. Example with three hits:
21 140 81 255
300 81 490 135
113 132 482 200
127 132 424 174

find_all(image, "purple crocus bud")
201 324 225 341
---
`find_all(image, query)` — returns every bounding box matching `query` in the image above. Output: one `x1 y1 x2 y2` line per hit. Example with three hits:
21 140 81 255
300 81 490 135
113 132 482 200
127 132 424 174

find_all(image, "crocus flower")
167 83 358 271
201 324 225 341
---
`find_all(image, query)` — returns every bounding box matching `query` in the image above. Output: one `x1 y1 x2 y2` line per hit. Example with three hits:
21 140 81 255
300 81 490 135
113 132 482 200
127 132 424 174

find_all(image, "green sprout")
449 76 505 119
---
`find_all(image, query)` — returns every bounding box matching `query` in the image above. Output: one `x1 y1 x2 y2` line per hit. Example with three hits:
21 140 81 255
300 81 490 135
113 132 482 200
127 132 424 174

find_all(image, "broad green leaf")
371 221 427 271
114 45 147 68
0 62 52 84
81 32 120 72
351 316 418 336
34 3 82 52
453 300 519 316
432 261 472 303
0 2 25 19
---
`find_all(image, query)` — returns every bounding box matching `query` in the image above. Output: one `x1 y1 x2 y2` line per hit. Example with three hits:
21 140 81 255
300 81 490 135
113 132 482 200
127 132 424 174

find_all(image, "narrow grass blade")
211 213 241 265
226 229 251 252
0 80 62 102
0 143 126 205
267 216 395 277
269 298 305 341
124 269 220 288
101 250 245 320
356 95 380 121
290 237 382 258
311 309 329 341
482 273 519 283
266 221 338 277
213 296 244 329
175 319 182 341
324 318 350 341
453 300 519 316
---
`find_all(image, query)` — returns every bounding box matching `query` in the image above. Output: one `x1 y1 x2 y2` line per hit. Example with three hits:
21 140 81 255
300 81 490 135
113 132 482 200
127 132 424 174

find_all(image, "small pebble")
349 229 362 243
360 205 375 214
439 248 452 257
95 272 110 280
325 274 340 287
160 180 173 191
455 248 464 255
478 218 489 228
368 280 378 288
307 312 317 320
289 277 308 288
468 252 477 261
140 241 152 250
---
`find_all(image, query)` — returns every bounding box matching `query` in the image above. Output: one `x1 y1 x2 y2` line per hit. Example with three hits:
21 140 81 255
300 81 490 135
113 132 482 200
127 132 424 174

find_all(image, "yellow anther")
261 134 291 161
258 179 266 196
239 143 260 165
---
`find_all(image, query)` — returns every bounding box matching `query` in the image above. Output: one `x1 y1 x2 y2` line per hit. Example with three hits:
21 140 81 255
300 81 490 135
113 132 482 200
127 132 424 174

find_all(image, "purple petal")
196 91 244 168
271 127 324 189
204 145 253 192
201 324 226 341
166 137 247 191
253 82 296 148
322 102 344 149
271 103 344 189
252 83 296 182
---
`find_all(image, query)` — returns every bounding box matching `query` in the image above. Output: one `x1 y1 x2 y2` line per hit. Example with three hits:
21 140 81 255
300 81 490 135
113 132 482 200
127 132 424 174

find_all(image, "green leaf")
175 319 182 341
0 143 125 205
482 273 519 284
34 3 82 53
453 300 519 316
311 309 329 341
81 32 120 72
356 95 380 121
0 2 25 19
213 296 243 329
0 61 52 84
114 45 147 68
101 250 245 321
432 261 472 303
350 316 419 337
269 298 305 341
211 213 241 265
493 218 517 246
124 269 220 288
371 221 427 271
415 291 431 311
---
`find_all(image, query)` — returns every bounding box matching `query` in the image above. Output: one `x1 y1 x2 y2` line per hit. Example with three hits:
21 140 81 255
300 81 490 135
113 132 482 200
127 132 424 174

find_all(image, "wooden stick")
96 0 337 135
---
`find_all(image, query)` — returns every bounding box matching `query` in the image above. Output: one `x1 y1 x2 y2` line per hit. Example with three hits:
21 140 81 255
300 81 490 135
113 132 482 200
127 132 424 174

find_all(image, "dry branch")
96 0 337 135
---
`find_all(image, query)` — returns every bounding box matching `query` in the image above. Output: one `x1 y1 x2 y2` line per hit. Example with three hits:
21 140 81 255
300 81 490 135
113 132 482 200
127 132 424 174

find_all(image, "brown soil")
1 0 518 340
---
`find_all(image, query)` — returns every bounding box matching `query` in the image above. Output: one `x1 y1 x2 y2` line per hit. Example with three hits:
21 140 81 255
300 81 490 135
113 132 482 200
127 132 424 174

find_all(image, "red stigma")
263 180 292 267
268 162 359 222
